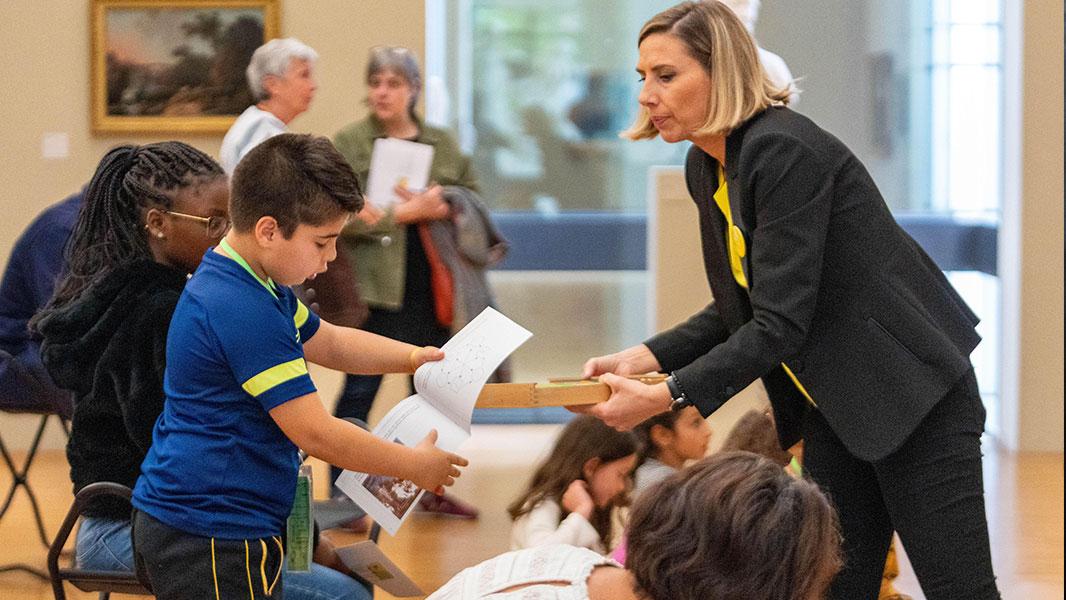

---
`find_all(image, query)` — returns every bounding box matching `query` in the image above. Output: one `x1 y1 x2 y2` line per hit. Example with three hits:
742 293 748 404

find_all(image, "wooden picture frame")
91 0 280 134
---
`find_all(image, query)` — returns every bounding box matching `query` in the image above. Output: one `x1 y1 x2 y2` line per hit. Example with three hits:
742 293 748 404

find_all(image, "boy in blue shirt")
132 134 466 599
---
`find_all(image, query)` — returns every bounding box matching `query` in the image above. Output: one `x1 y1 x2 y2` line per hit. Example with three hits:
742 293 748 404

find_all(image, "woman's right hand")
582 343 662 379
392 184 450 223
407 429 468 494
561 480 595 519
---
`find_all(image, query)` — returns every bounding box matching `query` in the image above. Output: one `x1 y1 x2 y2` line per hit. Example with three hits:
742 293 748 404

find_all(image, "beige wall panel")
0 0 426 449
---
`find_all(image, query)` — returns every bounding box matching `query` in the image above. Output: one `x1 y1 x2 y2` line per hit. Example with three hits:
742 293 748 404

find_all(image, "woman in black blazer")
578 2 1000 598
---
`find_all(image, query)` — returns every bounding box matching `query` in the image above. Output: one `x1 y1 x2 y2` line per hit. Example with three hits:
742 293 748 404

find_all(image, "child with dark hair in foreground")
431 451 843 600
130 134 467 600
722 408 910 600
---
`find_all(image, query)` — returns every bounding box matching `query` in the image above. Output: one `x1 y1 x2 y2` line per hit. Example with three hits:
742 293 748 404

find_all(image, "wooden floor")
1 425 1062 599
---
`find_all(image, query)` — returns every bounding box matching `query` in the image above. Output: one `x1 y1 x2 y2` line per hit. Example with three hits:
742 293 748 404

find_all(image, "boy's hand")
561 480 595 519
409 346 445 372
408 429 468 494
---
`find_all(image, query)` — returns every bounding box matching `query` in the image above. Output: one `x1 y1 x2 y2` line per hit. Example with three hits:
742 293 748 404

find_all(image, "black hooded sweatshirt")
38 259 187 519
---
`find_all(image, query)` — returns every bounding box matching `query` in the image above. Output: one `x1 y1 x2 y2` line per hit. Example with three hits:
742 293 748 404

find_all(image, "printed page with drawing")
335 307 531 534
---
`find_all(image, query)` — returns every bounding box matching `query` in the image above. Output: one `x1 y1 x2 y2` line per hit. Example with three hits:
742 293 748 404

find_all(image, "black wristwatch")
666 374 693 411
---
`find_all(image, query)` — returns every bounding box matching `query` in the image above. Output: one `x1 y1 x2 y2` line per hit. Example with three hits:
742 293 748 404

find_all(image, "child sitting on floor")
631 405 712 497
431 451 843 600
508 415 638 553
722 408 911 600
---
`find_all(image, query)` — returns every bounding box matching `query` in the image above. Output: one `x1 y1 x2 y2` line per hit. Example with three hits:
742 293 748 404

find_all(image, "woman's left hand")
355 202 384 226
571 373 672 431
394 184 450 222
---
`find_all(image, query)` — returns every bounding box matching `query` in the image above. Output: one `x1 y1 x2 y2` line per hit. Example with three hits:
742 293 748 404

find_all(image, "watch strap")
667 373 692 411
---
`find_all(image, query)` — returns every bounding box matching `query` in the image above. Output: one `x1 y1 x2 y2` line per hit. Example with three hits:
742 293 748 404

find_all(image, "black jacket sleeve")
645 302 730 372
675 132 833 415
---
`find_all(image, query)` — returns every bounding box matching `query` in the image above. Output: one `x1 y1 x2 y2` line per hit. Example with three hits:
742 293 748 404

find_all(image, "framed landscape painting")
91 0 280 133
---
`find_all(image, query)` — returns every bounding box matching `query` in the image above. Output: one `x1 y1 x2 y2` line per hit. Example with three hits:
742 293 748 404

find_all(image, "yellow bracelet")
409 347 421 373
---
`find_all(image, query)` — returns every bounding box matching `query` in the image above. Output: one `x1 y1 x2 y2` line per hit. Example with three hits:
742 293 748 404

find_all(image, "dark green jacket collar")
365 113 444 145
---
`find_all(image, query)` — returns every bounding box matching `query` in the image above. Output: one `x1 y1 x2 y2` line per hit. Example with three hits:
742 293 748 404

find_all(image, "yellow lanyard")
713 165 816 407
713 165 749 289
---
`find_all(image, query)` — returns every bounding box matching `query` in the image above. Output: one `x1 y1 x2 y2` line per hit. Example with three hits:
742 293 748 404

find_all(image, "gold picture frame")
91 0 280 134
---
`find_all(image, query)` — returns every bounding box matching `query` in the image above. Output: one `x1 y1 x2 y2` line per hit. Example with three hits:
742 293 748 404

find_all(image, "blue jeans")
78 516 371 600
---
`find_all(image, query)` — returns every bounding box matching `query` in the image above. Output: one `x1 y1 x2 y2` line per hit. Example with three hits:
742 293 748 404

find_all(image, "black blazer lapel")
725 122 758 290
685 147 752 332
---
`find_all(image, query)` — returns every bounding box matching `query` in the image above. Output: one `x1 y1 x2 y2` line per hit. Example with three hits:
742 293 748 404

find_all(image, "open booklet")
335 307 532 535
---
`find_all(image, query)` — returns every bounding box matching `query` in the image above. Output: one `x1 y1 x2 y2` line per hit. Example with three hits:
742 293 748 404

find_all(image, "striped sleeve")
216 289 318 411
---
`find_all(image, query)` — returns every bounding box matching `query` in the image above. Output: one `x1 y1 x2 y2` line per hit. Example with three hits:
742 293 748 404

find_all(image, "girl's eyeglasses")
163 210 230 238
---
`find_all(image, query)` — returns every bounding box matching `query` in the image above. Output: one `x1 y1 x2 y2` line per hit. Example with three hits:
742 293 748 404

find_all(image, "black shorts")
133 509 285 600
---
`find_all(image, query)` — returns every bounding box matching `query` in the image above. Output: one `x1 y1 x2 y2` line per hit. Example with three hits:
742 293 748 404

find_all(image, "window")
931 0 1003 434
429 0 1004 428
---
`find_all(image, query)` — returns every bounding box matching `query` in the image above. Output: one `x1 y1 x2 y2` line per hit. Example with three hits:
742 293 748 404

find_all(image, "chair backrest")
47 481 153 599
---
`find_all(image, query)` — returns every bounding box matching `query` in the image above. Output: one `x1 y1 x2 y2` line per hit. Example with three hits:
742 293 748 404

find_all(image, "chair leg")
0 414 56 548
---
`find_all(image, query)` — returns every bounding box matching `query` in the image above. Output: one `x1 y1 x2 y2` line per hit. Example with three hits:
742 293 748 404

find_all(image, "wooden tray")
474 374 667 409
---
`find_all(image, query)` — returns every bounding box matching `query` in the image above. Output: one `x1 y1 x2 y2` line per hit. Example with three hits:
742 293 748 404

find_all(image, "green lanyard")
218 238 278 299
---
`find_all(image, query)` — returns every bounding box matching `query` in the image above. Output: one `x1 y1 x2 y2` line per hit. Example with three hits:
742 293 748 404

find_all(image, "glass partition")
428 0 1003 431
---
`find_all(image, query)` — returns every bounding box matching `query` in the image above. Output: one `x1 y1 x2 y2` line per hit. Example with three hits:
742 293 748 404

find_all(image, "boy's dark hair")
508 415 638 546
720 408 792 466
633 410 682 464
34 141 224 327
627 451 843 600
230 133 364 237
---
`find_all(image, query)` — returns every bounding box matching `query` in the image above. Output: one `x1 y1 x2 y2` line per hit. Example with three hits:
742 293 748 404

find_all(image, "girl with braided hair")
35 142 372 600
35 141 230 572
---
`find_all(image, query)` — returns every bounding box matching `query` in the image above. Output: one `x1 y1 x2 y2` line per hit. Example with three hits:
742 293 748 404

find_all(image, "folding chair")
0 413 69 546
47 481 152 600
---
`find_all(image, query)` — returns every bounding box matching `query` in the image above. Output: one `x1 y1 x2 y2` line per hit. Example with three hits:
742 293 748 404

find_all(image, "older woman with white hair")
220 37 318 174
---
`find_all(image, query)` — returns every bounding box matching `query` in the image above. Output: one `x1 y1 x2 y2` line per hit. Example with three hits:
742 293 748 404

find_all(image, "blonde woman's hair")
623 0 791 140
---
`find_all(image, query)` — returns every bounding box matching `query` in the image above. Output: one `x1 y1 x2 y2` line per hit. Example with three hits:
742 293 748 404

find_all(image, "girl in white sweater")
433 452 843 600
508 416 638 553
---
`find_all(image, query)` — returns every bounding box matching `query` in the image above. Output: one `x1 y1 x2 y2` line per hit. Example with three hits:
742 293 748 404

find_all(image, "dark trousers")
804 369 1000 599
133 509 285 600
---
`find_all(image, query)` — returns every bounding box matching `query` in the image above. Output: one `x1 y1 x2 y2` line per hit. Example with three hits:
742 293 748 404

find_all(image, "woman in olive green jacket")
331 48 480 519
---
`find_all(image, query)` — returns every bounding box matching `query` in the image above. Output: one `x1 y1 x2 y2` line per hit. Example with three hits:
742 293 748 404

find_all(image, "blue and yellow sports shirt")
132 245 320 540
